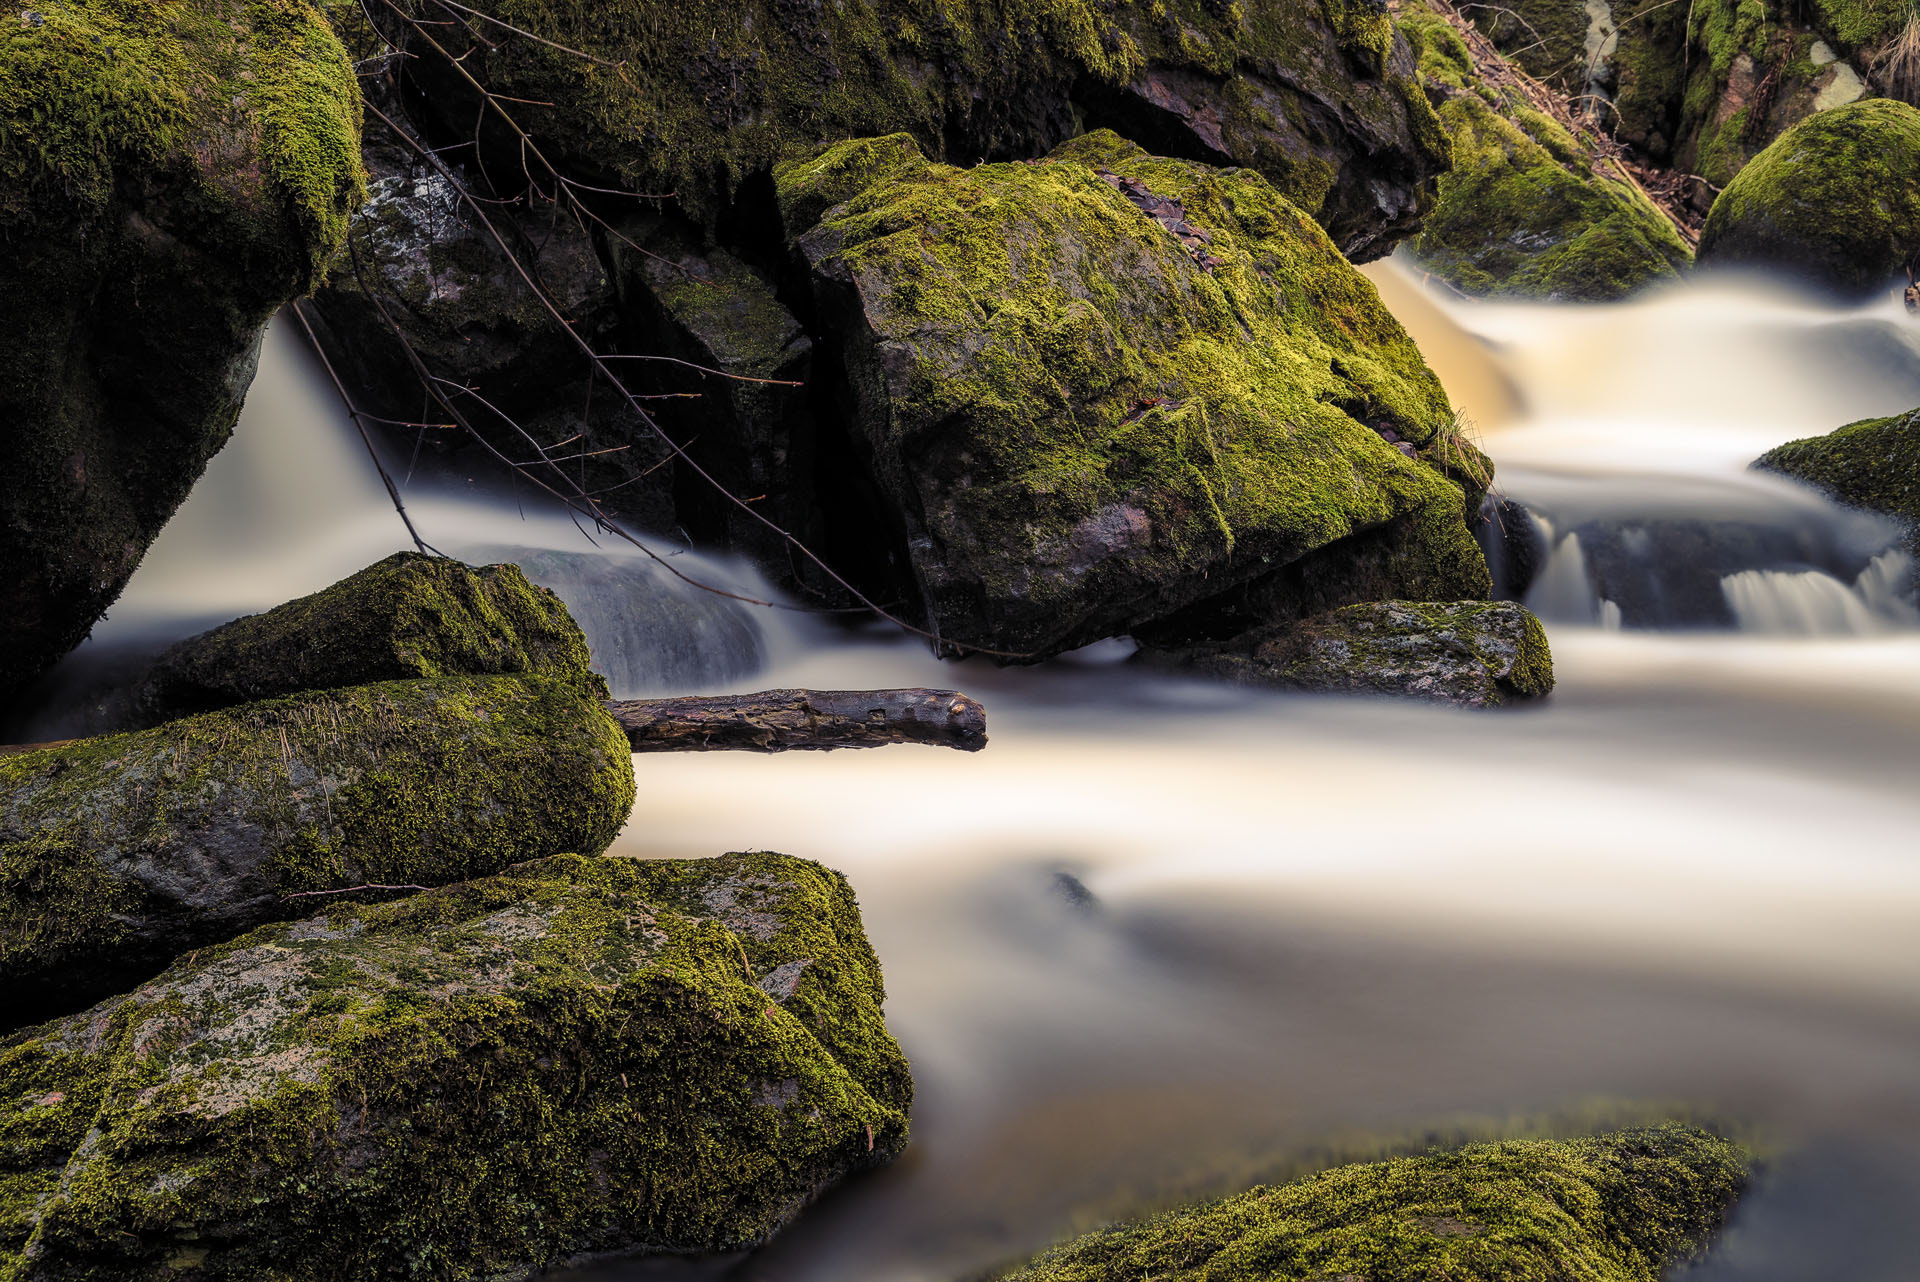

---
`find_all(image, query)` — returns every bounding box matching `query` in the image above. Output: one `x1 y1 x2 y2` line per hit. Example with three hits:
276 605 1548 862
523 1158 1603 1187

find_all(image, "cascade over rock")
0 0 365 708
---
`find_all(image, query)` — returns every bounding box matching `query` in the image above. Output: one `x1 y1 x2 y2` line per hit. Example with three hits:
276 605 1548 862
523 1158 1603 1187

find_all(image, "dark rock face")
0 0 366 709
1698 100 1920 299
1758 409 1920 553
136 552 603 723
775 130 1490 659
0 676 635 1021
1145 599 1554 708
374 0 1447 263
0 853 911 1280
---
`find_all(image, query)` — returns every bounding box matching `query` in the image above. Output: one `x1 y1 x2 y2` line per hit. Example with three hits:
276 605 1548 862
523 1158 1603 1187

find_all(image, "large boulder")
0 0 365 708
0 676 635 1020
1757 409 1920 552
1143 599 1555 707
999 1125 1749 1281
1697 99 1920 297
376 0 1451 262
776 131 1491 659
0 853 911 1279
1401 12 1692 301
136 552 603 722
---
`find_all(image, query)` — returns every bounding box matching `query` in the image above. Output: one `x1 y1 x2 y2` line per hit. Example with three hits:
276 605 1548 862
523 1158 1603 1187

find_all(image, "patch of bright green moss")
777 129 1488 655
1400 11 1692 302
138 552 607 720
1 675 635 1015
1698 98 1920 297
1756 408 1920 550
0 852 909 1279
997 1124 1750 1281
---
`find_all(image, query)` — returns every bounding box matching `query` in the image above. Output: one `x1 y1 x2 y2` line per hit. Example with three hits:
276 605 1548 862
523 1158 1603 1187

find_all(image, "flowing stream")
18 264 1920 1281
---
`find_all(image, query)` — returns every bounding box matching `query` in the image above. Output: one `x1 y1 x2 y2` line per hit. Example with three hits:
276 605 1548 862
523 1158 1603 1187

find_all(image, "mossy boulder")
0 676 635 1021
1461 0 1593 91
1145 600 1554 707
776 130 1490 658
0 852 910 1279
996 1124 1749 1281
1697 99 1920 298
1756 409 1920 552
0 0 366 709
374 0 1449 261
1401 13 1692 301
135 552 603 721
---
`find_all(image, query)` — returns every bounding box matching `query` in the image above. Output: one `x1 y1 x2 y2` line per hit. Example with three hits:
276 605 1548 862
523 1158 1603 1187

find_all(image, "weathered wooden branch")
608 688 987 753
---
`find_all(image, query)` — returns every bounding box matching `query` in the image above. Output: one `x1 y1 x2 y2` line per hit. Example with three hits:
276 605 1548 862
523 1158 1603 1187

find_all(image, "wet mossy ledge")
1698 99 1920 299
0 852 911 1280
1399 11 1692 302
0 0 365 708
0 675 635 1021
996 1124 1750 1282
1143 600 1554 708
1757 409 1920 553
777 130 1492 658
137 551 606 723
367 0 1449 262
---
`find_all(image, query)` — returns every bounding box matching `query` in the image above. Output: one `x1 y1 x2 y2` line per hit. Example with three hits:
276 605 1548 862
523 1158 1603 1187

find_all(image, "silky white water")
24 267 1920 1281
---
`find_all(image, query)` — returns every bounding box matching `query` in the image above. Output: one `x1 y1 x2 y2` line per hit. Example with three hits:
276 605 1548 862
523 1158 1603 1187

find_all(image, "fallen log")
608 688 987 753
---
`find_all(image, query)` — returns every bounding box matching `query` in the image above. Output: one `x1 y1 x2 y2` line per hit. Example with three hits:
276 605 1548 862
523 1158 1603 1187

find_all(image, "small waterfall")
1524 526 1622 628
1722 550 1920 636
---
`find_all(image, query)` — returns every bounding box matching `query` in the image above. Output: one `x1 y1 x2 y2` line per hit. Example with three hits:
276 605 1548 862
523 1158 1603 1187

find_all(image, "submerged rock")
1697 100 1920 298
0 676 635 1019
998 1124 1749 1281
381 0 1449 261
0 852 910 1279
1146 600 1554 707
1757 409 1920 552
0 0 365 708
1401 12 1692 301
136 552 603 722
777 131 1490 658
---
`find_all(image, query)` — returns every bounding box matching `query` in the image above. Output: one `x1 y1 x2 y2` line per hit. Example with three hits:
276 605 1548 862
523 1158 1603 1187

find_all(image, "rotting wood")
608 688 987 753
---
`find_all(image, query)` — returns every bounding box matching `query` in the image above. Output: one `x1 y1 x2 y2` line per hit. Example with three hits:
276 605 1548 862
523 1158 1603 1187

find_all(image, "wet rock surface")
0 853 910 1280
1144 599 1554 708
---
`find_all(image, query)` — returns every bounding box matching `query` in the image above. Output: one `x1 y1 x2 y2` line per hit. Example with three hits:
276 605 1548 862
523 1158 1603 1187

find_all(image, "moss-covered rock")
0 0 366 708
1697 99 1920 297
374 0 1449 261
1462 0 1593 91
0 852 909 1279
136 552 603 721
995 1124 1748 1281
1401 12 1693 301
776 130 1489 657
0 676 634 1020
1756 409 1920 551
1146 599 1554 707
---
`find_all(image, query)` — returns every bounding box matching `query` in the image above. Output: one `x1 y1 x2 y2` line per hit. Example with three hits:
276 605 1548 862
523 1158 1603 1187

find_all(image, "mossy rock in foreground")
1698 100 1920 299
0 0 366 708
136 551 606 723
998 1124 1750 1282
0 852 911 1280
0 676 635 1021
1756 409 1920 552
1401 12 1692 302
1146 600 1554 707
778 131 1489 658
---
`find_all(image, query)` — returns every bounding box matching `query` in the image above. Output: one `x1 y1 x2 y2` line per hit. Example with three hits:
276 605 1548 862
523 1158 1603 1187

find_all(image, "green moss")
1756 408 1920 550
1460 0 1592 88
1811 0 1911 51
0 676 635 1014
0 852 909 1279
1400 11 1693 302
1698 98 1920 297
138 552 607 721
777 129 1488 655
996 1124 1749 1281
